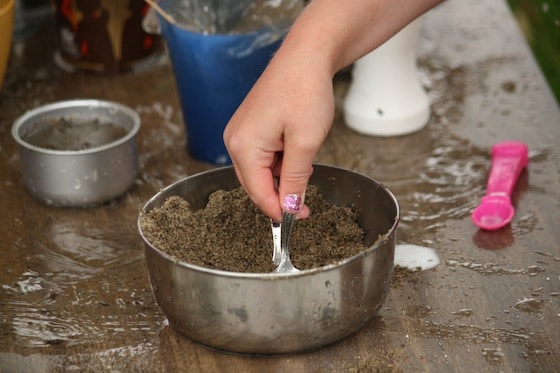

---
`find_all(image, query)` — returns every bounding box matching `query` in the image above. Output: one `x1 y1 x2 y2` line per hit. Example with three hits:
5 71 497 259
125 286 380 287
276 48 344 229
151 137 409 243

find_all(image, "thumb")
278 117 329 217
278 152 315 218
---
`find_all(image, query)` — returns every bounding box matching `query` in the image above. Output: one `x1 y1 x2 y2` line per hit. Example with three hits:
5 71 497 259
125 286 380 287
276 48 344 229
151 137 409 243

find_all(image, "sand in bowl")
139 185 367 273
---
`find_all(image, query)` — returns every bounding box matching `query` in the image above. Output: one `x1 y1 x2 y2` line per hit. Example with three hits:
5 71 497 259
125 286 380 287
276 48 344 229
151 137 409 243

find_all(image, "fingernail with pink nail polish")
283 194 302 213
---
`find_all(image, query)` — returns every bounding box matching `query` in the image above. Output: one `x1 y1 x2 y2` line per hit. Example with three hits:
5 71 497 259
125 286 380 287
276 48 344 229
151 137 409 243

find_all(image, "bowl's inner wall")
17 104 136 147
144 165 398 248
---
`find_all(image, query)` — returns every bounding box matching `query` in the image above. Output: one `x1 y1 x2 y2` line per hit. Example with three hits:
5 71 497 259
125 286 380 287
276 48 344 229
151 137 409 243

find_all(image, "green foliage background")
507 0 560 104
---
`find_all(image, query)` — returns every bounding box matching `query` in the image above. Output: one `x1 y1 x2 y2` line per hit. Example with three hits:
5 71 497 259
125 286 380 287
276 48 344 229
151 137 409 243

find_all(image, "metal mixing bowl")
138 165 399 354
11 99 140 207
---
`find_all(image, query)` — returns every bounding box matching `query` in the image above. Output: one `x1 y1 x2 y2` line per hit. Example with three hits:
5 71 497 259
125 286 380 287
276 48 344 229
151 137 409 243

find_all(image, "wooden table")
1 1 559 371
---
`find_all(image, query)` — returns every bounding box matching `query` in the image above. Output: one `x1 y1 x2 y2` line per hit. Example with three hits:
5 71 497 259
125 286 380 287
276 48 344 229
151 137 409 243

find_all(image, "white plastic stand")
343 18 430 136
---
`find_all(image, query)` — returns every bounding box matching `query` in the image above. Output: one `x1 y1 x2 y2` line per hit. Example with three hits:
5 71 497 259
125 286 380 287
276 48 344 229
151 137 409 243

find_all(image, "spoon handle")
281 212 296 253
272 212 299 273
485 141 528 197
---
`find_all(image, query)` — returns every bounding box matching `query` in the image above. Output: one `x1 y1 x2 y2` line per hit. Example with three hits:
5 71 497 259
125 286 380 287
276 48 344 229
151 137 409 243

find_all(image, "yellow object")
0 0 15 89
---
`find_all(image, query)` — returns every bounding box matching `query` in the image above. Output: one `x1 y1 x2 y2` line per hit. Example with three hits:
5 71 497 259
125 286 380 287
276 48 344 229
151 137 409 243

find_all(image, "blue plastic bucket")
158 11 282 165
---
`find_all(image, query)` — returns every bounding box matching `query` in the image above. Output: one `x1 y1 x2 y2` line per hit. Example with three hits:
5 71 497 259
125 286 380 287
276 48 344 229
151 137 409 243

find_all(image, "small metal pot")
138 165 399 354
12 99 141 207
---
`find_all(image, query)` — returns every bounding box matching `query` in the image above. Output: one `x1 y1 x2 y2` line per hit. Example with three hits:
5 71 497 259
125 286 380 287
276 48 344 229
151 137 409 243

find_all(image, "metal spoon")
270 177 282 266
273 212 299 273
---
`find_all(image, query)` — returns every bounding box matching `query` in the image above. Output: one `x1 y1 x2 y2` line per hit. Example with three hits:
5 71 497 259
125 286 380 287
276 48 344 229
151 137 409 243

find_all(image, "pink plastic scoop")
471 141 529 231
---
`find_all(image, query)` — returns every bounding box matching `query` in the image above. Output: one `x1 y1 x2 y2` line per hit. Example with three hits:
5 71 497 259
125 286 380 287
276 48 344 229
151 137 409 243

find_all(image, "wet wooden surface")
1 0 559 371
